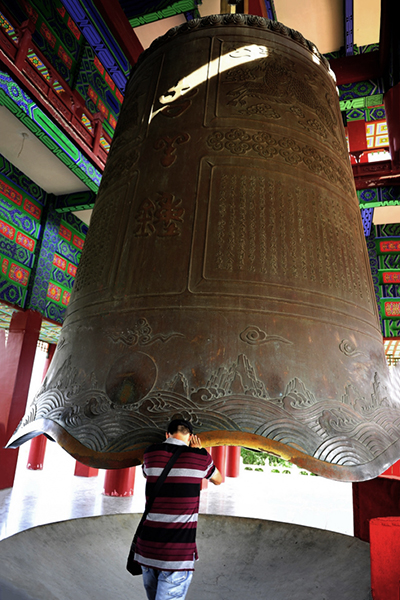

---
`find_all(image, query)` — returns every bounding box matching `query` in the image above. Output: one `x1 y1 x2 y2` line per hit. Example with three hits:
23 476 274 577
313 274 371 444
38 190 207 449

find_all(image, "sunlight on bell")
149 44 270 123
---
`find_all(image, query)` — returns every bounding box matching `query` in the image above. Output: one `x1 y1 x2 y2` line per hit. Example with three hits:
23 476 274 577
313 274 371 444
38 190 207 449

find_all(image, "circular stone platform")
0 514 371 600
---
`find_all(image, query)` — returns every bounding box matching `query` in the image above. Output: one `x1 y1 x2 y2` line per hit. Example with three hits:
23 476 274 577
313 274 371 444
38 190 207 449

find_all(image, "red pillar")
74 461 99 477
347 119 368 163
211 446 227 483
26 343 56 470
103 467 136 496
0 310 42 490
385 81 400 166
226 446 241 477
353 478 400 542
370 517 400 600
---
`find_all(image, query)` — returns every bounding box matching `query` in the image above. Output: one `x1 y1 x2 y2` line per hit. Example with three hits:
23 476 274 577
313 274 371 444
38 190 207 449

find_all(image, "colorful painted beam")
92 0 144 66
55 190 97 213
379 270 400 285
340 94 383 111
61 0 129 92
380 299 400 320
375 238 400 255
128 0 198 26
358 187 400 208
0 72 101 192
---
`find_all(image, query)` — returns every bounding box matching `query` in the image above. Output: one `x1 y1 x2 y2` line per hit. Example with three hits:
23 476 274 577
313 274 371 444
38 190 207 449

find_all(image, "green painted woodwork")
129 0 197 26
55 190 96 212
378 269 400 285
0 299 61 343
339 94 383 111
0 81 100 192
380 298 400 320
32 106 80 161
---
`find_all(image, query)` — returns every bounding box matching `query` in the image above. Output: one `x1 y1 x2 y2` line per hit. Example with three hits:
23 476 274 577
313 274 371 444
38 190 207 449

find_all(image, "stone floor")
0 440 354 541
0 514 371 600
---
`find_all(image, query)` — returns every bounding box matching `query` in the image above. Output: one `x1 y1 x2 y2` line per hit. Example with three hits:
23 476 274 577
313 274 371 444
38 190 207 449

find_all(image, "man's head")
166 419 193 444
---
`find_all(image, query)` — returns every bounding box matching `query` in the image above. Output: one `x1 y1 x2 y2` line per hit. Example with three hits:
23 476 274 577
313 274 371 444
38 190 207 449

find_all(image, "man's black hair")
167 419 193 435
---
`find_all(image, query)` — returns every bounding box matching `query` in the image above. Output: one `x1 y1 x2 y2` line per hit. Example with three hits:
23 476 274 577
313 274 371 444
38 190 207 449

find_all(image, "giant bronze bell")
9 15 400 479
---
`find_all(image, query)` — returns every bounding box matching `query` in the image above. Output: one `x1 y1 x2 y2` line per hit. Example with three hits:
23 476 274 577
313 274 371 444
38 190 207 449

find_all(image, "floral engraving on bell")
153 133 190 167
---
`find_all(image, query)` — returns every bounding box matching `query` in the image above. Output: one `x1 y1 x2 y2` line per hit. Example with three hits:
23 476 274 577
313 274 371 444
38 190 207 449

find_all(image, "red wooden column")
353 477 400 542
74 461 99 477
385 81 400 166
347 119 368 163
370 517 400 600
211 446 227 483
26 343 56 470
103 467 136 496
226 446 241 477
0 310 42 490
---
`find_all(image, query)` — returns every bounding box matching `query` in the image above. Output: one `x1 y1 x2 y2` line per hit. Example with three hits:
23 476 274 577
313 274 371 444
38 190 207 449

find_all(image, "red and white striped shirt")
134 438 215 571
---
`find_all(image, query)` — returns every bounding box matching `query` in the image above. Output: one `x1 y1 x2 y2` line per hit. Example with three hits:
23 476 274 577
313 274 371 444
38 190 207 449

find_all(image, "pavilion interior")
1 4 400 593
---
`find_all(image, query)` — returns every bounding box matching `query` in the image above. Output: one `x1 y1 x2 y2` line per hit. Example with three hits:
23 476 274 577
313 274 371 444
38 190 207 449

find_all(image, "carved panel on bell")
112 188 191 297
204 37 348 162
100 57 163 195
73 177 138 299
206 128 354 196
149 36 212 128
189 159 374 313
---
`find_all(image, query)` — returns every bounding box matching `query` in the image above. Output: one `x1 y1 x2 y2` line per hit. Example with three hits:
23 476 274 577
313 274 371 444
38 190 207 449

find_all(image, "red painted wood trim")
92 0 144 66
353 161 400 189
330 52 381 86
0 23 108 172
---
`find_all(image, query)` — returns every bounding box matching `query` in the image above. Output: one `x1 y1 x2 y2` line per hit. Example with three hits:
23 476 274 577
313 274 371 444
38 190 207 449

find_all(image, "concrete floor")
0 442 365 600
0 514 372 600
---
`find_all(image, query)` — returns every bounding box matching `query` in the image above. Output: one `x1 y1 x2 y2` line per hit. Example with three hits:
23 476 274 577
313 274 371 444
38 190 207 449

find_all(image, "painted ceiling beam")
330 51 381 85
263 0 276 20
60 0 129 92
55 190 97 213
127 1 198 27
92 0 144 66
344 0 354 56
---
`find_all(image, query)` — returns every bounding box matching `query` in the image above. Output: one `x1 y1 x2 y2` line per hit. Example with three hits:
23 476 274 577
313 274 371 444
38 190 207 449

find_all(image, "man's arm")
209 467 223 485
189 436 223 485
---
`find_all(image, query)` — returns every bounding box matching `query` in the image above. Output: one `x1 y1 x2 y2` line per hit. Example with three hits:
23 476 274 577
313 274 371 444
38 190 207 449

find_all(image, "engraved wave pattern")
14 357 400 468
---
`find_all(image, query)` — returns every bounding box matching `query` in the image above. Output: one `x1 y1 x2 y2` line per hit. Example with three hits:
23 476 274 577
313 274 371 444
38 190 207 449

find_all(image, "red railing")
0 10 112 171
352 159 400 190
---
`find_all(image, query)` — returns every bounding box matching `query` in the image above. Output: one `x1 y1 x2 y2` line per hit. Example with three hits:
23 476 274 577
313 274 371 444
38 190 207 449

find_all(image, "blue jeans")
141 566 194 600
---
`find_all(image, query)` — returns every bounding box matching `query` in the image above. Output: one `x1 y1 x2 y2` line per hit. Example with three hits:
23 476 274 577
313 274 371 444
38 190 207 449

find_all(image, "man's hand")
189 435 202 449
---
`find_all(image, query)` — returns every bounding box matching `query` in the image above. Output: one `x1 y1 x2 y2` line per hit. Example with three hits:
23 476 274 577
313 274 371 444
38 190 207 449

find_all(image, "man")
134 418 222 600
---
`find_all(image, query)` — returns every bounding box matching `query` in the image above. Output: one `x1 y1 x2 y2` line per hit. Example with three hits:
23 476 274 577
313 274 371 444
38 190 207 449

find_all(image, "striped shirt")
134 438 215 571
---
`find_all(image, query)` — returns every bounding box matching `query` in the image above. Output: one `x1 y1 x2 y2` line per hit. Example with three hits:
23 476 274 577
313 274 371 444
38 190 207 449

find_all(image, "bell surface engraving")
8 15 400 481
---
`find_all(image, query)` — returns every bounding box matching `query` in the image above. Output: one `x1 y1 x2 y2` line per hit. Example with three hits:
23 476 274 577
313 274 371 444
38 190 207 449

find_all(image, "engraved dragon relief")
14 351 400 467
222 53 342 149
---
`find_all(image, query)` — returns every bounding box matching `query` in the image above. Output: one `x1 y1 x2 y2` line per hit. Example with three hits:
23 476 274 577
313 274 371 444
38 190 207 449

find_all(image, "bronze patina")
8 15 400 480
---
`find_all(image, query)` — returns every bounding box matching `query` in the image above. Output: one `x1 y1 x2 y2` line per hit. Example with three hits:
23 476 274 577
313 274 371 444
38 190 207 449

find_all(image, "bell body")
10 15 400 479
